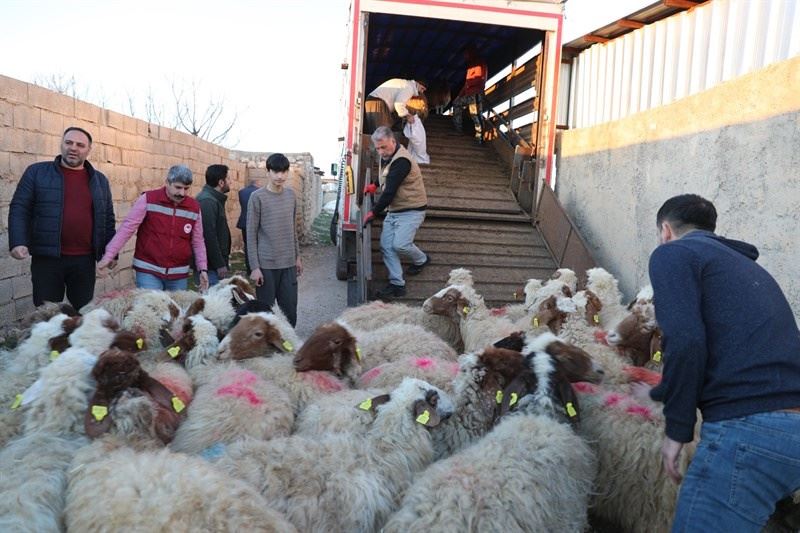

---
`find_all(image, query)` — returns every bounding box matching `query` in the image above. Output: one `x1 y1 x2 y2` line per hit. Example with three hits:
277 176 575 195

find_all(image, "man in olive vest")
363 126 430 300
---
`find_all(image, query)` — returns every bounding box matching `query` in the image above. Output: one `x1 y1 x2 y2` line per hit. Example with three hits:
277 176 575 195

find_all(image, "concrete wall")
555 56 800 319
0 75 313 323
231 150 321 243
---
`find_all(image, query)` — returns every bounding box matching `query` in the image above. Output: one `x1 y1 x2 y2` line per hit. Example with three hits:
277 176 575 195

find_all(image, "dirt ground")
295 242 348 338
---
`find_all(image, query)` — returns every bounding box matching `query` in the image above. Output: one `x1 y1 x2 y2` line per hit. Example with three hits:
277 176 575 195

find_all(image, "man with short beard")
9 126 116 310
196 164 232 287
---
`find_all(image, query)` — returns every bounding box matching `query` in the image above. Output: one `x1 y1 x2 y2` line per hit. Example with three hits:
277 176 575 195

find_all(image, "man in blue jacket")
8 127 116 311
635 194 800 531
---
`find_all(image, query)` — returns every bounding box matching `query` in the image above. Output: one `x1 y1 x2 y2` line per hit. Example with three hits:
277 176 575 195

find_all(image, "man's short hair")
371 126 395 144
63 126 93 144
266 153 290 172
205 164 229 187
656 194 717 233
167 164 193 185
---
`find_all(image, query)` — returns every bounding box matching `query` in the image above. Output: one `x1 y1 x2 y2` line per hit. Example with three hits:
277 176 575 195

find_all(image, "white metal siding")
563 0 800 129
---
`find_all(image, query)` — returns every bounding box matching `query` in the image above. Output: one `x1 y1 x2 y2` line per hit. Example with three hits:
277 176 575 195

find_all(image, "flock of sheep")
1 268 798 532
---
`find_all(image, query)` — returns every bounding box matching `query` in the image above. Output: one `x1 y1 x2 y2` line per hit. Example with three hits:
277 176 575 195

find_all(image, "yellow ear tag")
167 346 181 358
495 390 504 404
355 346 362 361
652 350 662 362
416 410 431 425
282 340 294 352
171 396 186 413
11 394 22 410
593 314 600 324
532 316 539 328
462 306 471 315
565 402 577 418
358 398 372 411
91 405 108 421
50 350 60 361
136 338 144 350
509 392 519 407
513 291 519 300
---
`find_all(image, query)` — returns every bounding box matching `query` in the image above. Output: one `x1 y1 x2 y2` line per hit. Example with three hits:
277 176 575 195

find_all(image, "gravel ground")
295 242 348 338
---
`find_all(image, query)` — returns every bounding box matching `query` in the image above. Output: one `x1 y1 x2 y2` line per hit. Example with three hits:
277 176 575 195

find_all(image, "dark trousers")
255 266 298 327
241 229 250 273
31 254 96 311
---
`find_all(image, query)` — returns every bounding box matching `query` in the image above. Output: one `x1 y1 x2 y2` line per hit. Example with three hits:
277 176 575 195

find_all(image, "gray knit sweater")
245 187 299 270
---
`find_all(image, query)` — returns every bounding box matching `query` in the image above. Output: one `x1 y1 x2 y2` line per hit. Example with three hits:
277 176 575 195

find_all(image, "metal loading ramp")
368 114 561 308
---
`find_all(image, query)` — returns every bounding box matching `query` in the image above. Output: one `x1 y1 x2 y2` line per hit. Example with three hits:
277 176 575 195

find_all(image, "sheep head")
531 295 568 334
606 309 661 367
293 321 357 377
162 317 198 365
583 289 603 326
422 285 476 319
389 378 455 428
47 314 83 354
218 313 293 360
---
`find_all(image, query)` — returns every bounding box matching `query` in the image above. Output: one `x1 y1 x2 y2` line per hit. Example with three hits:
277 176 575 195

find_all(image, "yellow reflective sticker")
282 340 294 352
532 317 539 328
495 390 503 404
171 396 186 413
416 410 431 425
358 398 372 411
167 346 181 358
652 350 662 362
91 405 108 421
136 338 144 349
593 314 600 324
50 350 60 361
510 392 518 407
356 346 362 361
566 402 577 418
11 394 22 410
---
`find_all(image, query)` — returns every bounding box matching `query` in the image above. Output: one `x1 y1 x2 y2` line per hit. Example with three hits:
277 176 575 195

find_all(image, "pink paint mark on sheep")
96 288 135 302
447 362 459 376
413 357 434 369
604 393 625 407
625 404 654 420
572 382 599 395
225 369 258 386
593 329 609 345
361 367 383 383
215 382 263 406
154 376 193 404
302 371 344 392
490 307 507 317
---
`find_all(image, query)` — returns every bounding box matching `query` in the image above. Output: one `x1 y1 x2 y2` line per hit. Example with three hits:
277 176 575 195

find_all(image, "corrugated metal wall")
563 0 800 129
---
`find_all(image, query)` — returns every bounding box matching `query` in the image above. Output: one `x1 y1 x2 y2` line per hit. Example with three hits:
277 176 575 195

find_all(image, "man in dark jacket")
633 194 800 531
196 164 232 286
8 126 116 311
237 177 260 273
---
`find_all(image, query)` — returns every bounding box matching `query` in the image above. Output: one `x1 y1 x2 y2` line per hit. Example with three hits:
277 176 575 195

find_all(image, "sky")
0 0 649 176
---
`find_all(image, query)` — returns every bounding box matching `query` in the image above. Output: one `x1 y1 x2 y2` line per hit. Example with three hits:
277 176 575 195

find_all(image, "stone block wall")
231 150 321 243
0 75 252 322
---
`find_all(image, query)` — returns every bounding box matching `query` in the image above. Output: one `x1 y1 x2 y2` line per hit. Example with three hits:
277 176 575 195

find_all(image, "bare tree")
33 73 86 99
171 80 238 145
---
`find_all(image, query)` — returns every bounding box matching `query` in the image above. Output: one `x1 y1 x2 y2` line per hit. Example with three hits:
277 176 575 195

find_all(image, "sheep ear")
159 326 175 347
186 298 205 317
649 329 663 364
492 332 525 352
553 371 581 427
413 399 442 428
231 287 250 307
499 375 530 416
84 396 113 439
139 374 182 415
48 332 71 354
356 394 390 414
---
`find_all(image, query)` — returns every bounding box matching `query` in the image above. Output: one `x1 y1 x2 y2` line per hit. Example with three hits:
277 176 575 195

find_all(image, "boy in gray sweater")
246 153 303 326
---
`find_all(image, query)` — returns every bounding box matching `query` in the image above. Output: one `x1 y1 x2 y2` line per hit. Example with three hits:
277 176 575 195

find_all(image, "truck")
333 0 594 307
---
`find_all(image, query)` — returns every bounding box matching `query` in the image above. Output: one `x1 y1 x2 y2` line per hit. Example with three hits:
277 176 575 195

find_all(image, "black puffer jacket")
8 156 116 260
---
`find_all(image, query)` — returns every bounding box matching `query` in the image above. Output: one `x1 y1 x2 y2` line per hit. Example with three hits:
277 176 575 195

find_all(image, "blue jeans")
135 271 189 291
672 411 800 532
379 210 426 287
193 269 220 287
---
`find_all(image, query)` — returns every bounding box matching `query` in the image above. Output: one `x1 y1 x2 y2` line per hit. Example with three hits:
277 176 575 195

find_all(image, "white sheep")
423 283 517 352
142 314 220 376
572 381 699 533
357 355 459 393
586 266 629 329
384 337 599 532
5 312 75 376
354 322 458 369
170 363 293 455
292 387 385 438
186 281 256 335
216 377 453 533
338 301 462 351
79 287 144 318
446 267 474 286
64 437 298 532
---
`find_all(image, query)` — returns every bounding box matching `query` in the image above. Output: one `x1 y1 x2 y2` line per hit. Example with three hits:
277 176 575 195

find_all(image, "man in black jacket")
236 177 260 273
8 127 116 311
196 164 232 286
